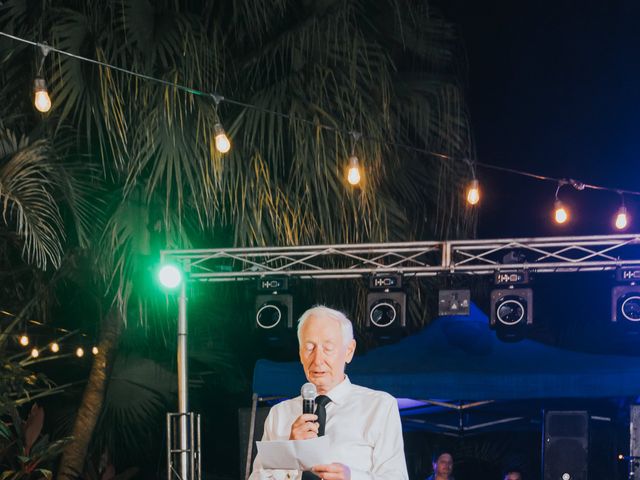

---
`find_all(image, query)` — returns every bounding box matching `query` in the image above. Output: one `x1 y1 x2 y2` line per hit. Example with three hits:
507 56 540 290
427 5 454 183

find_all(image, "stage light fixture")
612 285 640 323
366 274 406 343
611 268 640 328
158 264 183 289
490 287 533 341
438 289 471 316
254 277 293 345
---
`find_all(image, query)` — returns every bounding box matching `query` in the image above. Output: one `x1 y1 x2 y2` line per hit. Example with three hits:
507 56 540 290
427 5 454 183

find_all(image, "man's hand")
311 463 351 480
289 414 319 440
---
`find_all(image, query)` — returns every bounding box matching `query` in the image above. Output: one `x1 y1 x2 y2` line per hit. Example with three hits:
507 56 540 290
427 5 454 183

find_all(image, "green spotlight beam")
158 264 183 289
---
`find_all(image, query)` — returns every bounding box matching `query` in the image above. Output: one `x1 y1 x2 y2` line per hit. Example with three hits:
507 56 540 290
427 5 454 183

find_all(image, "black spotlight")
254 277 293 345
490 287 533 341
366 274 406 343
611 285 640 324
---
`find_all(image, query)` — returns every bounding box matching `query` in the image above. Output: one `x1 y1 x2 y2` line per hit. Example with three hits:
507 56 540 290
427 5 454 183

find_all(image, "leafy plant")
0 404 69 480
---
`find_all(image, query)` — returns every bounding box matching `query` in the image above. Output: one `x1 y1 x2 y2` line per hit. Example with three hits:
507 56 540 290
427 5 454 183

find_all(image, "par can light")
612 286 640 323
490 288 533 342
369 301 398 328
256 303 284 329
496 298 526 326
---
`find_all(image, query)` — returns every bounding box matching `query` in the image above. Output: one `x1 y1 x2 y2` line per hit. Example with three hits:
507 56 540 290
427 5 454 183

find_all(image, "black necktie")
314 395 331 437
302 395 332 480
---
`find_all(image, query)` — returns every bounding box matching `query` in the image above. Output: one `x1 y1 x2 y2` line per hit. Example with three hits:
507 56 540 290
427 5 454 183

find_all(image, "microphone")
301 382 317 414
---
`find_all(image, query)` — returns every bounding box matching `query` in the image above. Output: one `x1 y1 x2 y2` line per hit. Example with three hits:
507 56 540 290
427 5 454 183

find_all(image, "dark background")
440 0 640 238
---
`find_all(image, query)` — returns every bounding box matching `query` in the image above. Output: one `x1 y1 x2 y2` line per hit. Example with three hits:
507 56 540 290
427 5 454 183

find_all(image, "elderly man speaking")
249 306 409 480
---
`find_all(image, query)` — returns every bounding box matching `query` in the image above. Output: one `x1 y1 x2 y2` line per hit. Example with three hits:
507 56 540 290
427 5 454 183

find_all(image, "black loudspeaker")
543 410 588 480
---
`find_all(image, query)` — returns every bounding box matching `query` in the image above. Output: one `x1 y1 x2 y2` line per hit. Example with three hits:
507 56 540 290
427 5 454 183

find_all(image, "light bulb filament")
213 123 231 153
615 206 628 230
554 200 569 224
466 179 480 205
347 156 361 186
33 78 52 113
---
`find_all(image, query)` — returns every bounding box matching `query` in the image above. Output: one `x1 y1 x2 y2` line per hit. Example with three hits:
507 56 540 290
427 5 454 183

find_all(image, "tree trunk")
57 309 123 480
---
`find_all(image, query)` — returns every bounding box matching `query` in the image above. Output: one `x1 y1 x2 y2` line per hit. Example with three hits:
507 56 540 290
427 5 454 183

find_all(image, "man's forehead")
300 314 342 338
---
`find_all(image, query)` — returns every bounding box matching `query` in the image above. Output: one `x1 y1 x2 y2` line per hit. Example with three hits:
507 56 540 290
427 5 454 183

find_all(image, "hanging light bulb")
466 179 480 205
75 347 84 358
50 342 60 353
33 77 52 113
347 155 361 186
92 346 99 355
614 205 629 230
554 200 569 224
30 348 39 358
19 335 30 346
213 122 231 153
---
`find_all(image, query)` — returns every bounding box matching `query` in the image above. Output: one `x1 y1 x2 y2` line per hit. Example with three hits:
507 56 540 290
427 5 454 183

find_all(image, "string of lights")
1 309 99 361
1 30 638 229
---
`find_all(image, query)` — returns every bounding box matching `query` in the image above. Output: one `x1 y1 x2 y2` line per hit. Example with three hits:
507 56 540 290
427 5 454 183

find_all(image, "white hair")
297 305 354 347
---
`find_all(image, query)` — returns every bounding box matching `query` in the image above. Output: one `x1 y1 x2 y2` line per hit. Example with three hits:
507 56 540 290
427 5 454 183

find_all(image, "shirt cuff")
257 469 300 480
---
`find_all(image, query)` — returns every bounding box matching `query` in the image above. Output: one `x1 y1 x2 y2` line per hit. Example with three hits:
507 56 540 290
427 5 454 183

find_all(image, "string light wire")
2 30 640 198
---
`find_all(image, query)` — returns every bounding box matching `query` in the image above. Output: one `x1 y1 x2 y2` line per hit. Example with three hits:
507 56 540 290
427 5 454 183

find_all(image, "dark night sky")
439 0 640 238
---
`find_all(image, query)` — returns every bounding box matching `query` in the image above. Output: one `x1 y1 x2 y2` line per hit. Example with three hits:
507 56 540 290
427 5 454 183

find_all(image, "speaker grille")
543 411 588 480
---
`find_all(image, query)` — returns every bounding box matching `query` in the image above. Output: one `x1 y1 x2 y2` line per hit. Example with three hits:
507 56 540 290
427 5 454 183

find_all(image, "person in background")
425 451 454 480
503 470 522 480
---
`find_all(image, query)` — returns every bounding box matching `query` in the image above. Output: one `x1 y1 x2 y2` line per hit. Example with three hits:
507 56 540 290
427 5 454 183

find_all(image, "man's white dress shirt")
249 376 408 480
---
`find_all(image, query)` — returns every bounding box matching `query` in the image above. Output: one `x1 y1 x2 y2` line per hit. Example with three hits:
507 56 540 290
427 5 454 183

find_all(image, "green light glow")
158 264 183 289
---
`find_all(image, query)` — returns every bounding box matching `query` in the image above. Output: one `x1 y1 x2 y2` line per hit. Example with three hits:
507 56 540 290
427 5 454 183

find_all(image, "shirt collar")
323 375 352 406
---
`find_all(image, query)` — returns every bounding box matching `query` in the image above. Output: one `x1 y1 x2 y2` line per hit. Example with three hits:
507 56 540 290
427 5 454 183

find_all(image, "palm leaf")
0 130 65 269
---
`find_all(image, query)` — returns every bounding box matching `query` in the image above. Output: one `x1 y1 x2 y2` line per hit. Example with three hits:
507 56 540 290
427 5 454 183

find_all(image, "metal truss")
160 233 640 282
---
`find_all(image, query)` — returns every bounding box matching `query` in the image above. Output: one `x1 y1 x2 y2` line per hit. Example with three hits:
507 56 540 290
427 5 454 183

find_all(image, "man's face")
433 453 453 477
505 473 521 480
299 314 356 394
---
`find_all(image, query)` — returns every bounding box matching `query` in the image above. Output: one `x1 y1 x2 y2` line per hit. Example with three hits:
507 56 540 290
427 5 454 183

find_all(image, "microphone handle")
303 399 315 415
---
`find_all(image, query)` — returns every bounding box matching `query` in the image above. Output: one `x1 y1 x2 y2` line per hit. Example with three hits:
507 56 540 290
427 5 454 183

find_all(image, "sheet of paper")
257 436 331 470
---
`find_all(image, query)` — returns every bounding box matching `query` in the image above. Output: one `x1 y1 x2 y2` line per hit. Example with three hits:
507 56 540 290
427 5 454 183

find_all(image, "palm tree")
0 0 475 477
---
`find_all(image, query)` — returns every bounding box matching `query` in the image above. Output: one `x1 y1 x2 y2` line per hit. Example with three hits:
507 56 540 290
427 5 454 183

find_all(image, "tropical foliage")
1 404 69 480
0 0 475 477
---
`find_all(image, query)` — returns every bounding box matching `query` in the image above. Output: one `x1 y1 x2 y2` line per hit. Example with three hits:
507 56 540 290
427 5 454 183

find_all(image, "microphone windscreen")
301 382 317 400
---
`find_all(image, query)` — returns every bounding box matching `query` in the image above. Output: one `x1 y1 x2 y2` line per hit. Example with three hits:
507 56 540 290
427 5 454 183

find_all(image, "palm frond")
0 130 65 269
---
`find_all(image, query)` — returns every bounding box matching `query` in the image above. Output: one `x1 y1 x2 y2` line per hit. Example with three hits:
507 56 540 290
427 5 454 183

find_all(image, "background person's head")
297 306 356 394
504 470 522 480
431 451 453 478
